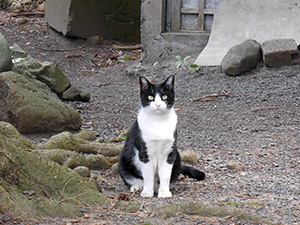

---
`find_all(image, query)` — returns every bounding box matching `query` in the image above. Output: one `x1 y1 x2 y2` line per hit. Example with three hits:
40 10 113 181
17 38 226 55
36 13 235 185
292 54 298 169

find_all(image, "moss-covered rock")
116 201 142 213
12 56 71 96
0 122 108 220
40 131 122 156
73 166 90 178
34 148 112 170
0 72 81 134
41 132 80 151
73 129 97 141
34 148 84 166
0 121 33 149
84 154 111 170
156 201 270 224
0 32 12 72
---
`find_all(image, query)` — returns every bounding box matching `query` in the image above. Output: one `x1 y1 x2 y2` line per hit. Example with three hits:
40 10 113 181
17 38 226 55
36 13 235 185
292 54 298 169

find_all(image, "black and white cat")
118 75 205 198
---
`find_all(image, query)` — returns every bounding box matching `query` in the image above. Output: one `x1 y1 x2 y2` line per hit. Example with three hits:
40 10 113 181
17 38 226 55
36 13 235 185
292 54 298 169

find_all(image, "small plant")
190 63 201 71
175 56 201 72
175 55 191 69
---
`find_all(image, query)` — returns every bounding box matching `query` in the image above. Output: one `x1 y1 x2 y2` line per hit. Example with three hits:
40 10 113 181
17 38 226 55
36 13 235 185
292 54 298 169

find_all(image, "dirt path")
1 10 300 224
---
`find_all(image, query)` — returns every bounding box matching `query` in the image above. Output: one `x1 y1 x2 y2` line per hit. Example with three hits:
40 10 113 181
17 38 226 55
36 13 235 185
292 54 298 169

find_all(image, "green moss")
225 202 241 206
0 121 33 149
39 131 122 156
40 132 78 150
35 148 111 170
245 202 265 206
157 201 271 224
223 201 265 207
73 129 97 141
116 201 142 213
0 122 108 220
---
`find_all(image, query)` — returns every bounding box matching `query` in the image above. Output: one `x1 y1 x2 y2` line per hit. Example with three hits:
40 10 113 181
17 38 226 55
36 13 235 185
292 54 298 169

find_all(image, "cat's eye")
148 95 154 101
162 95 168 100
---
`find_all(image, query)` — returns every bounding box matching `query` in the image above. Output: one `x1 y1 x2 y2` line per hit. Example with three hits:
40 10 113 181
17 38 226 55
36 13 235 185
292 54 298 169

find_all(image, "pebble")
226 161 245 171
16 18 27 25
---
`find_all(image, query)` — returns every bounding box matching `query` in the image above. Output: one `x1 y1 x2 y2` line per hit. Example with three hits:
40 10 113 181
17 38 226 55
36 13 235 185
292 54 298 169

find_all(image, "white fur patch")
138 103 177 141
136 105 177 198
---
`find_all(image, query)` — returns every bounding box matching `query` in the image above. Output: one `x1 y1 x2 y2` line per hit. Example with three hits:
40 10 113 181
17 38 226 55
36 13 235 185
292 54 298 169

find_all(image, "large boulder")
0 32 12 72
12 56 71 97
45 0 140 42
262 39 299 67
0 121 107 220
221 39 262 76
0 71 81 134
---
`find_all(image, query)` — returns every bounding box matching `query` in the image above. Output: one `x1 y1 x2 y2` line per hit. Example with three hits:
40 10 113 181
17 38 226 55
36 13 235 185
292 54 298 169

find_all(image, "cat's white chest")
137 108 177 142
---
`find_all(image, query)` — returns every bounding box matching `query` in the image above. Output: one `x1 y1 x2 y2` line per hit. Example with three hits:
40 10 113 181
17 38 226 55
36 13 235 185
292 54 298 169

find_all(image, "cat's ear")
164 75 175 90
139 76 151 91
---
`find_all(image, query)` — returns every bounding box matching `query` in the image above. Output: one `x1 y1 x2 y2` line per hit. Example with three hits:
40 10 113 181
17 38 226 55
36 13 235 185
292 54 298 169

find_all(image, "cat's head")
139 75 175 114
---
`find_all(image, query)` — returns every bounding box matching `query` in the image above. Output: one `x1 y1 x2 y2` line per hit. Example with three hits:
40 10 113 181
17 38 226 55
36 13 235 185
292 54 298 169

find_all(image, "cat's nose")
156 103 161 108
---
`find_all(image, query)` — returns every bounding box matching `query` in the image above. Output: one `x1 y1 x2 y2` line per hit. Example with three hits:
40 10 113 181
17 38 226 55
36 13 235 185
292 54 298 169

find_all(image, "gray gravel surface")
1 11 300 224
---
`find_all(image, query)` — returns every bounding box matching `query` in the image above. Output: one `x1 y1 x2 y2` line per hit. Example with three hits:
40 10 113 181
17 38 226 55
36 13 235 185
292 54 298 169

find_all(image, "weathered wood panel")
166 0 221 32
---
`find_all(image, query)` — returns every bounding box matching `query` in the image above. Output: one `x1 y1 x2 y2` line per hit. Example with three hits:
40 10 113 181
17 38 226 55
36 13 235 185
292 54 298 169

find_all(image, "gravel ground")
1 10 300 225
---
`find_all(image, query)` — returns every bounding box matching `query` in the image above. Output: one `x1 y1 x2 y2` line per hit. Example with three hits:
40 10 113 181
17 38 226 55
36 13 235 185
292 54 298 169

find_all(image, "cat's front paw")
158 190 172 198
141 190 154 198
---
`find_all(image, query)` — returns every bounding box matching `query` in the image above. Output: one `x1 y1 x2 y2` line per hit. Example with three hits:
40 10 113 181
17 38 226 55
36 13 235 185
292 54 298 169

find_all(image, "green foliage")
190 64 201 71
175 55 191 69
175 55 201 72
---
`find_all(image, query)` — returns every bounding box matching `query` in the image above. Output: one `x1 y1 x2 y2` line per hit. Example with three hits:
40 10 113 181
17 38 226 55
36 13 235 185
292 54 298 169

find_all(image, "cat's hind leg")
126 178 144 192
127 178 144 192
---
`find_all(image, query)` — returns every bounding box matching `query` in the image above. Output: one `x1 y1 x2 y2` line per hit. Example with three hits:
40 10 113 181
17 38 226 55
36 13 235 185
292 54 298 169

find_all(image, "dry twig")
192 92 230 102
113 44 142 50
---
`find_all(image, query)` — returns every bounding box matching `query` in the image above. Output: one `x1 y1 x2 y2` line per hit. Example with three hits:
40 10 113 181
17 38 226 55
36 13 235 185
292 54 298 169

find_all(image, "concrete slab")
195 0 300 66
45 0 140 42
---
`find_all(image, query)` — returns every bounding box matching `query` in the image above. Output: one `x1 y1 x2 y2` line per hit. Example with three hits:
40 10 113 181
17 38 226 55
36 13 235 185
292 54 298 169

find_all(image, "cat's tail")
181 165 205 181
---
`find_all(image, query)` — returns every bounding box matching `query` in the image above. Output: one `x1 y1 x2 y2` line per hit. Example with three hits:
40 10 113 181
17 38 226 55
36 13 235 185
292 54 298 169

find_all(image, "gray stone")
79 90 91 102
45 0 140 42
262 39 299 67
0 32 12 72
62 86 90 102
73 166 90 178
110 163 119 176
221 39 262 76
12 56 71 97
0 71 81 134
10 43 28 59
126 62 146 77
